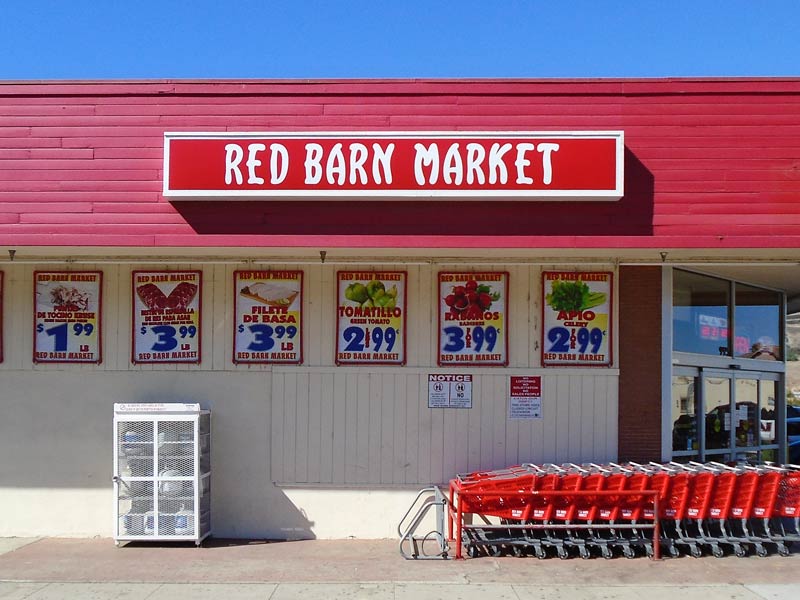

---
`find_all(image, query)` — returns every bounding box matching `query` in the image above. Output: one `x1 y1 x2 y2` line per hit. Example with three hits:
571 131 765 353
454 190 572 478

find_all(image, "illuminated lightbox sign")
164 131 624 199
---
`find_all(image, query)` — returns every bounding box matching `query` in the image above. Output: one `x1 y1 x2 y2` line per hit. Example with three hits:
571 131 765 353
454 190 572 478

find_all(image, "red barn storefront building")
0 78 798 538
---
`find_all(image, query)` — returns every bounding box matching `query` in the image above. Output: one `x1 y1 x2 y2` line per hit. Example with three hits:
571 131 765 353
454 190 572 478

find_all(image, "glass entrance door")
671 367 780 463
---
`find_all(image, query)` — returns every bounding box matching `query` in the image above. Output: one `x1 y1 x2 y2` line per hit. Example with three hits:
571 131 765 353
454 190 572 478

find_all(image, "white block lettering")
269 143 289 184
488 143 511 184
304 143 323 184
349 143 368 185
372 143 394 185
414 143 439 185
224 143 244 185
537 143 559 185
465 143 486 185
326 143 346 185
443 143 463 185
515 143 536 184
246 143 266 185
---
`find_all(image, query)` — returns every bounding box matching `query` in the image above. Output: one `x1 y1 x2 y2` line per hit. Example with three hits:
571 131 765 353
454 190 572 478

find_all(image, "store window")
787 309 800 464
673 269 782 360
671 374 698 456
672 269 787 464
734 283 782 360
673 270 730 356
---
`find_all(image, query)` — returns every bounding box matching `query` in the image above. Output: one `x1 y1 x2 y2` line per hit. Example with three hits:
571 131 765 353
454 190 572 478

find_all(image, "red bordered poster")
34 271 102 364
542 271 613 367
233 270 303 364
0 271 3 363
336 271 406 365
438 272 509 366
132 271 201 364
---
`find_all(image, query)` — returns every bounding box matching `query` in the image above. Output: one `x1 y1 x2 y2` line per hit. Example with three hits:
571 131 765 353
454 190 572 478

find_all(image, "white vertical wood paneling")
282 372 297 483
355 372 370 484
1 261 619 486
331 371 347 483
270 372 285 482
307 372 322 483
403 373 420 485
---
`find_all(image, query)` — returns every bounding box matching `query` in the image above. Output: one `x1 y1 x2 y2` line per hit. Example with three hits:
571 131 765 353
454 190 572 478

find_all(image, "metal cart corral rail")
399 461 800 560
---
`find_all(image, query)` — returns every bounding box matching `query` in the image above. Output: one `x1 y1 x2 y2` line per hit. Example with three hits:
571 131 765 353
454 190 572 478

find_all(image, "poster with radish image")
542 271 612 366
438 272 508 366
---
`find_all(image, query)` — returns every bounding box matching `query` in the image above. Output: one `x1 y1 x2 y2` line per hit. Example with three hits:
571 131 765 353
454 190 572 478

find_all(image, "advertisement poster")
34 271 102 363
428 374 473 409
132 271 201 364
234 270 303 364
336 271 406 365
509 376 543 419
0 271 3 363
542 271 612 366
438 272 508 366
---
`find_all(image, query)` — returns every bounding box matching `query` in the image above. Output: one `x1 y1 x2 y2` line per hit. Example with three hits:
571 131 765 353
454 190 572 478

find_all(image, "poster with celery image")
542 271 612 366
336 271 406 365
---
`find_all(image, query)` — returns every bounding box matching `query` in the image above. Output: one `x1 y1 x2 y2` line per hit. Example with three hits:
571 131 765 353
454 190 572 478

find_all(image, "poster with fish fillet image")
132 271 201 364
234 270 303 364
542 271 613 367
34 271 102 363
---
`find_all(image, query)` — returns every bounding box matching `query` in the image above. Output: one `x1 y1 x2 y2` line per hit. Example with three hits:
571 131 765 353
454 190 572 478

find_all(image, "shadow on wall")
0 372 315 540
174 148 654 238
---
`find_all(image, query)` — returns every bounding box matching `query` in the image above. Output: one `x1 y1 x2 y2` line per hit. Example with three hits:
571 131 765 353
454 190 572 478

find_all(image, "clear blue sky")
1 1 798 80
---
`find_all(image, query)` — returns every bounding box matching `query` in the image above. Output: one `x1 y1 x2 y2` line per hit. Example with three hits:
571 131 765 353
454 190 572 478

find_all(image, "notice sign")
234 270 302 364
428 374 473 409
509 376 542 419
336 271 406 365
542 272 612 366
164 131 624 199
439 272 508 366
34 271 102 363
133 271 201 364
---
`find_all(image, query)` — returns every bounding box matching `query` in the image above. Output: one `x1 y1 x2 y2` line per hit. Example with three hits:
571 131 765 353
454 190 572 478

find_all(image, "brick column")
618 266 663 462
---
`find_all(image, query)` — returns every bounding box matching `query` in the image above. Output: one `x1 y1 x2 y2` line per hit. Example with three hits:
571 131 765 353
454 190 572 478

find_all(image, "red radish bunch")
444 279 498 320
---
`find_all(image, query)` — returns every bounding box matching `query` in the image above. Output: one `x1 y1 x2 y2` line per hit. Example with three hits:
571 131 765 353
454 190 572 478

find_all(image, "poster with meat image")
132 271 201 364
438 272 508 366
34 271 102 363
234 270 302 364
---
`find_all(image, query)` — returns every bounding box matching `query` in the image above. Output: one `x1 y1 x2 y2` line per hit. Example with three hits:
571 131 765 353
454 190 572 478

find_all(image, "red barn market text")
223 141 561 187
164 133 623 198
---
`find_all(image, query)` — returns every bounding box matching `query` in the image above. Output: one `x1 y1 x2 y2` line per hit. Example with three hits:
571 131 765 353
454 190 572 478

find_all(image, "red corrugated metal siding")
1 78 799 249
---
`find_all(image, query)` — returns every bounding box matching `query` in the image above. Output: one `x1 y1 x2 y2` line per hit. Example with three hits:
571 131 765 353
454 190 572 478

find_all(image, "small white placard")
509 376 543 419
428 374 472 409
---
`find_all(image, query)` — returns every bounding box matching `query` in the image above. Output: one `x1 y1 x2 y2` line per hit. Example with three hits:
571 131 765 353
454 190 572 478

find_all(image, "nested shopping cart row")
447 461 800 559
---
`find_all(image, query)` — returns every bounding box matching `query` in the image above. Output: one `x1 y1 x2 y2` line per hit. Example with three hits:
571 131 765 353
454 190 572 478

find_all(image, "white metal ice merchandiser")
113 403 211 546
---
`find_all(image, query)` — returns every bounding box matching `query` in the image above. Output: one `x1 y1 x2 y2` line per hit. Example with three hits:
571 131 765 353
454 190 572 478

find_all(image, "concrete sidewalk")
1 537 798 599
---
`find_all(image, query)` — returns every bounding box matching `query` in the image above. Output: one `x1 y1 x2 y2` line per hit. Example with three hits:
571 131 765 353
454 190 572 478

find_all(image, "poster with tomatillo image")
336 271 406 365
132 271 201 364
542 271 612 367
438 272 509 366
